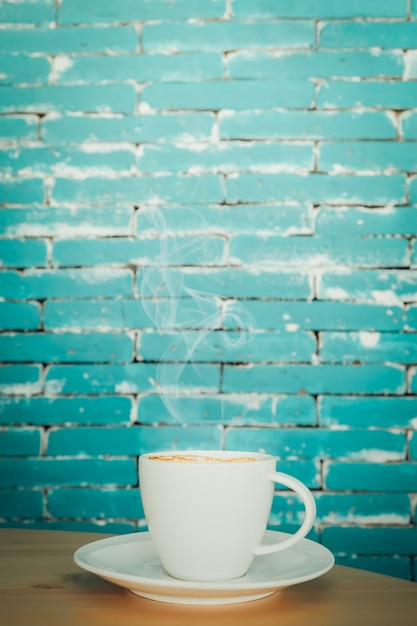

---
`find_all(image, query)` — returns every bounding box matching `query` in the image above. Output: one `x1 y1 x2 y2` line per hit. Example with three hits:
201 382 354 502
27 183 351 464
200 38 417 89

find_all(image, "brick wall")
0 0 417 581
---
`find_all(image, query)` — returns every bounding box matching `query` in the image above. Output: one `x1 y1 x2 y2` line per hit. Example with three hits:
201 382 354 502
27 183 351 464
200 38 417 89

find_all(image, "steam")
138 205 255 423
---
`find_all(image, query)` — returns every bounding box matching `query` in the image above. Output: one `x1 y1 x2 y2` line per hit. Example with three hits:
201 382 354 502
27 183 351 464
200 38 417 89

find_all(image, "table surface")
1 529 416 626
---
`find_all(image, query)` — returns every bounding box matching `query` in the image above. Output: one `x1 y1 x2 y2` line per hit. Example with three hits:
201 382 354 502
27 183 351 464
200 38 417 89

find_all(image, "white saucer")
74 530 334 605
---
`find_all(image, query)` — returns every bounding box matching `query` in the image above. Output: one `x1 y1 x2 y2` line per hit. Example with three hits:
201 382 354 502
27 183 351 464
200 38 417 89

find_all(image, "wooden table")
1 529 416 626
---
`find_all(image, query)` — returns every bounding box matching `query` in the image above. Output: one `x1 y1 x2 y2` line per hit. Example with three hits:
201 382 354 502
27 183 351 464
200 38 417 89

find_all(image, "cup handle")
253 471 317 556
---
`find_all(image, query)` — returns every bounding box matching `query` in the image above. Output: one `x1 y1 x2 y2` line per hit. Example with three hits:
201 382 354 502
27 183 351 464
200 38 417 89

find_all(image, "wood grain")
1 529 415 626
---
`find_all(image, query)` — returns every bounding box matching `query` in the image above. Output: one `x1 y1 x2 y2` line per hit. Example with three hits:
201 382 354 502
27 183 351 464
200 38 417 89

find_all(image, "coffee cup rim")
140 450 277 463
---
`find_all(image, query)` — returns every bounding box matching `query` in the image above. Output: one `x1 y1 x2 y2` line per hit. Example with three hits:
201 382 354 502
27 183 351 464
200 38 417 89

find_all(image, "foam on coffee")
149 454 256 463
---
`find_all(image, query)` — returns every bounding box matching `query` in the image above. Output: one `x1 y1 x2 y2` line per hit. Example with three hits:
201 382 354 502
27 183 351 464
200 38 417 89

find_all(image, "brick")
55 53 225 83
335 556 411 581
410 433 417 460
232 0 408 18
0 206 134 236
142 21 314 52
315 207 417 236
0 429 41 456
322 527 417 556
0 333 134 364
269 518 319 541
44 363 220 394
0 302 40 330
230 235 409 268
408 178 417 204
320 21 417 48
47 488 143 519
405 305 417 331
409 368 417 393
0 396 133 425
0 115 38 141
269 460 321 489
319 142 417 173
0 239 47 268
53 175 223 204
0 85 136 114
0 26 138 54
0 268 133 299
318 81 417 109
325 462 417 491
52 236 226 267
320 332 417 364
141 80 314 110
0 458 138 486
220 111 397 140
317 270 417 303
0 365 41 395
47 426 143 456
402 112 417 139
138 394 317 426
0 55 51 85
59 0 226 23
404 51 417 80
0 519 135 533
319 396 417 429
139 142 313 173
225 427 406 460
0 0 55 23
138 425 224 453
0 490 43 518
136 204 313 236
228 51 403 79
227 301 404 331
316 493 411 525
227 174 406 205
412 241 417 266
138 330 316 362
270 494 312 528
137 268 312 299
138 394 222 424
42 113 215 142
0 145 136 176
44 298 220 330
47 295 112 329
222 364 405 394
0 179 44 205
44 297 220 331
48 425 222 455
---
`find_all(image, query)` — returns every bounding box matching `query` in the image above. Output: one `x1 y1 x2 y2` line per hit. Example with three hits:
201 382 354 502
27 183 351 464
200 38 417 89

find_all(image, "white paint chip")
358 331 380 348
404 50 417 80
371 290 403 306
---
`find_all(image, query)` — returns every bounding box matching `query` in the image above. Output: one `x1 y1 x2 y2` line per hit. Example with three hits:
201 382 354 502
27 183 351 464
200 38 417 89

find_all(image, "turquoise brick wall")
0 0 416 581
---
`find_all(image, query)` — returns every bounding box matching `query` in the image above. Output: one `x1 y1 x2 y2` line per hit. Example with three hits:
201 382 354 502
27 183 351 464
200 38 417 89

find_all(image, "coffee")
139 449 317 582
149 454 256 463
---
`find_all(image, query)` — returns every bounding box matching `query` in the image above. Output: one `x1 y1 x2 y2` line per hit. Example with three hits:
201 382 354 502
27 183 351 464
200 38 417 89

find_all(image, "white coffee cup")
139 450 316 582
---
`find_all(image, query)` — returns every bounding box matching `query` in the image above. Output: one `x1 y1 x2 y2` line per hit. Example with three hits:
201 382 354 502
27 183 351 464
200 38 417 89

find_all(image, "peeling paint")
348 448 404 462
286 323 299 332
43 379 66 395
0 382 41 396
79 142 135 154
321 512 407 525
115 381 139 393
358 331 381 348
371 290 403 306
52 56 74 82
404 50 417 80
